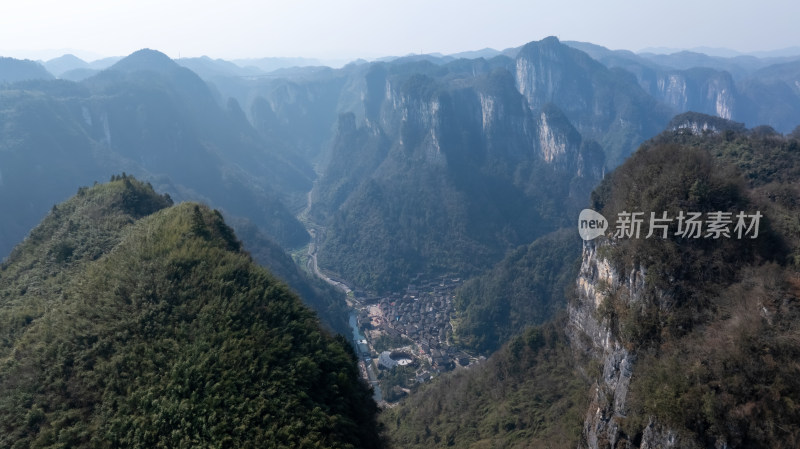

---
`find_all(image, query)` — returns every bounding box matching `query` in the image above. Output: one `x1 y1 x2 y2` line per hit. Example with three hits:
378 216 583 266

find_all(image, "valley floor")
301 215 480 404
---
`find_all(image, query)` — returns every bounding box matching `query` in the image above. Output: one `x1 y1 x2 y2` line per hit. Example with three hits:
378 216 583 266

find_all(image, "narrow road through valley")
299 181 352 295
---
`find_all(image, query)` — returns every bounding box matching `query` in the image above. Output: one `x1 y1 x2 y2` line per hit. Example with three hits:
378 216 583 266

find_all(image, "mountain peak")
5 175 173 265
540 35 561 45
109 48 178 73
0 57 54 83
517 36 572 60
44 54 90 77
0 178 382 448
46 53 86 64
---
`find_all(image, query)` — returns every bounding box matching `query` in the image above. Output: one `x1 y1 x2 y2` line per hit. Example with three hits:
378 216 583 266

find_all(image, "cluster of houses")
358 275 474 376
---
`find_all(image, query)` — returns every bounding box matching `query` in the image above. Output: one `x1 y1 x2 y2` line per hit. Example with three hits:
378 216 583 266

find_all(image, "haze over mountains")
1 48 350 336
3 36 800 447
3 35 800 319
3 35 800 303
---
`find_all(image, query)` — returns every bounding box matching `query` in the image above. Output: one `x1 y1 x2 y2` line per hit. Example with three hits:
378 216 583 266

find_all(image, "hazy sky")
2 0 799 61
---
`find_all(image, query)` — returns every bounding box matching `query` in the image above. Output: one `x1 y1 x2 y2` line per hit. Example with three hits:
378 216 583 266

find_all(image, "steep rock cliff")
314 60 606 291
569 238 691 448
568 128 800 448
569 241 641 448
653 69 737 120
514 37 670 168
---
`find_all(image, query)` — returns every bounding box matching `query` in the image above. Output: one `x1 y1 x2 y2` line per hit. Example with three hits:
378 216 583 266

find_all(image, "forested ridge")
0 177 382 449
452 228 582 355
382 319 590 449
588 123 800 446
384 120 800 448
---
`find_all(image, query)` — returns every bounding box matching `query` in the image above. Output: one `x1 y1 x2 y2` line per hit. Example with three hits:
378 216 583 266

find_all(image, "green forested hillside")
452 229 582 355
230 218 350 336
0 177 174 361
0 178 381 448
588 122 800 446
382 319 590 449
384 119 800 448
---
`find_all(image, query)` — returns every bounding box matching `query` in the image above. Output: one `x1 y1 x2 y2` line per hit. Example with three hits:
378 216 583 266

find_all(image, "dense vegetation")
316 63 603 293
452 228 582 355
230 218 350 336
589 122 800 446
0 178 382 448
382 319 590 449
383 120 800 448
378 365 417 403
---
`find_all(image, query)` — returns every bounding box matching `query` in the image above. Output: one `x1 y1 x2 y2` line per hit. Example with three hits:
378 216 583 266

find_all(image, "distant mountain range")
1 49 313 254
0 48 360 335
639 45 800 58
10 40 799 85
3 37 800 295
0 56 53 83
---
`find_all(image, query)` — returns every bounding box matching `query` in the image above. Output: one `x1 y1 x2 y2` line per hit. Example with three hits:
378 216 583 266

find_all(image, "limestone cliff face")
538 110 569 163
534 106 605 188
639 419 681 449
568 241 636 448
654 70 737 120
658 74 690 111
314 59 609 291
568 241 679 449
515 37 566 112
513 36 670 168
362 66 601 179
398 92 446 167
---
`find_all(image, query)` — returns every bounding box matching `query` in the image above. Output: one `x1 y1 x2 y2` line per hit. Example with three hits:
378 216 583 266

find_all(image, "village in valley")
301 227 480 403
346 274 481 403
